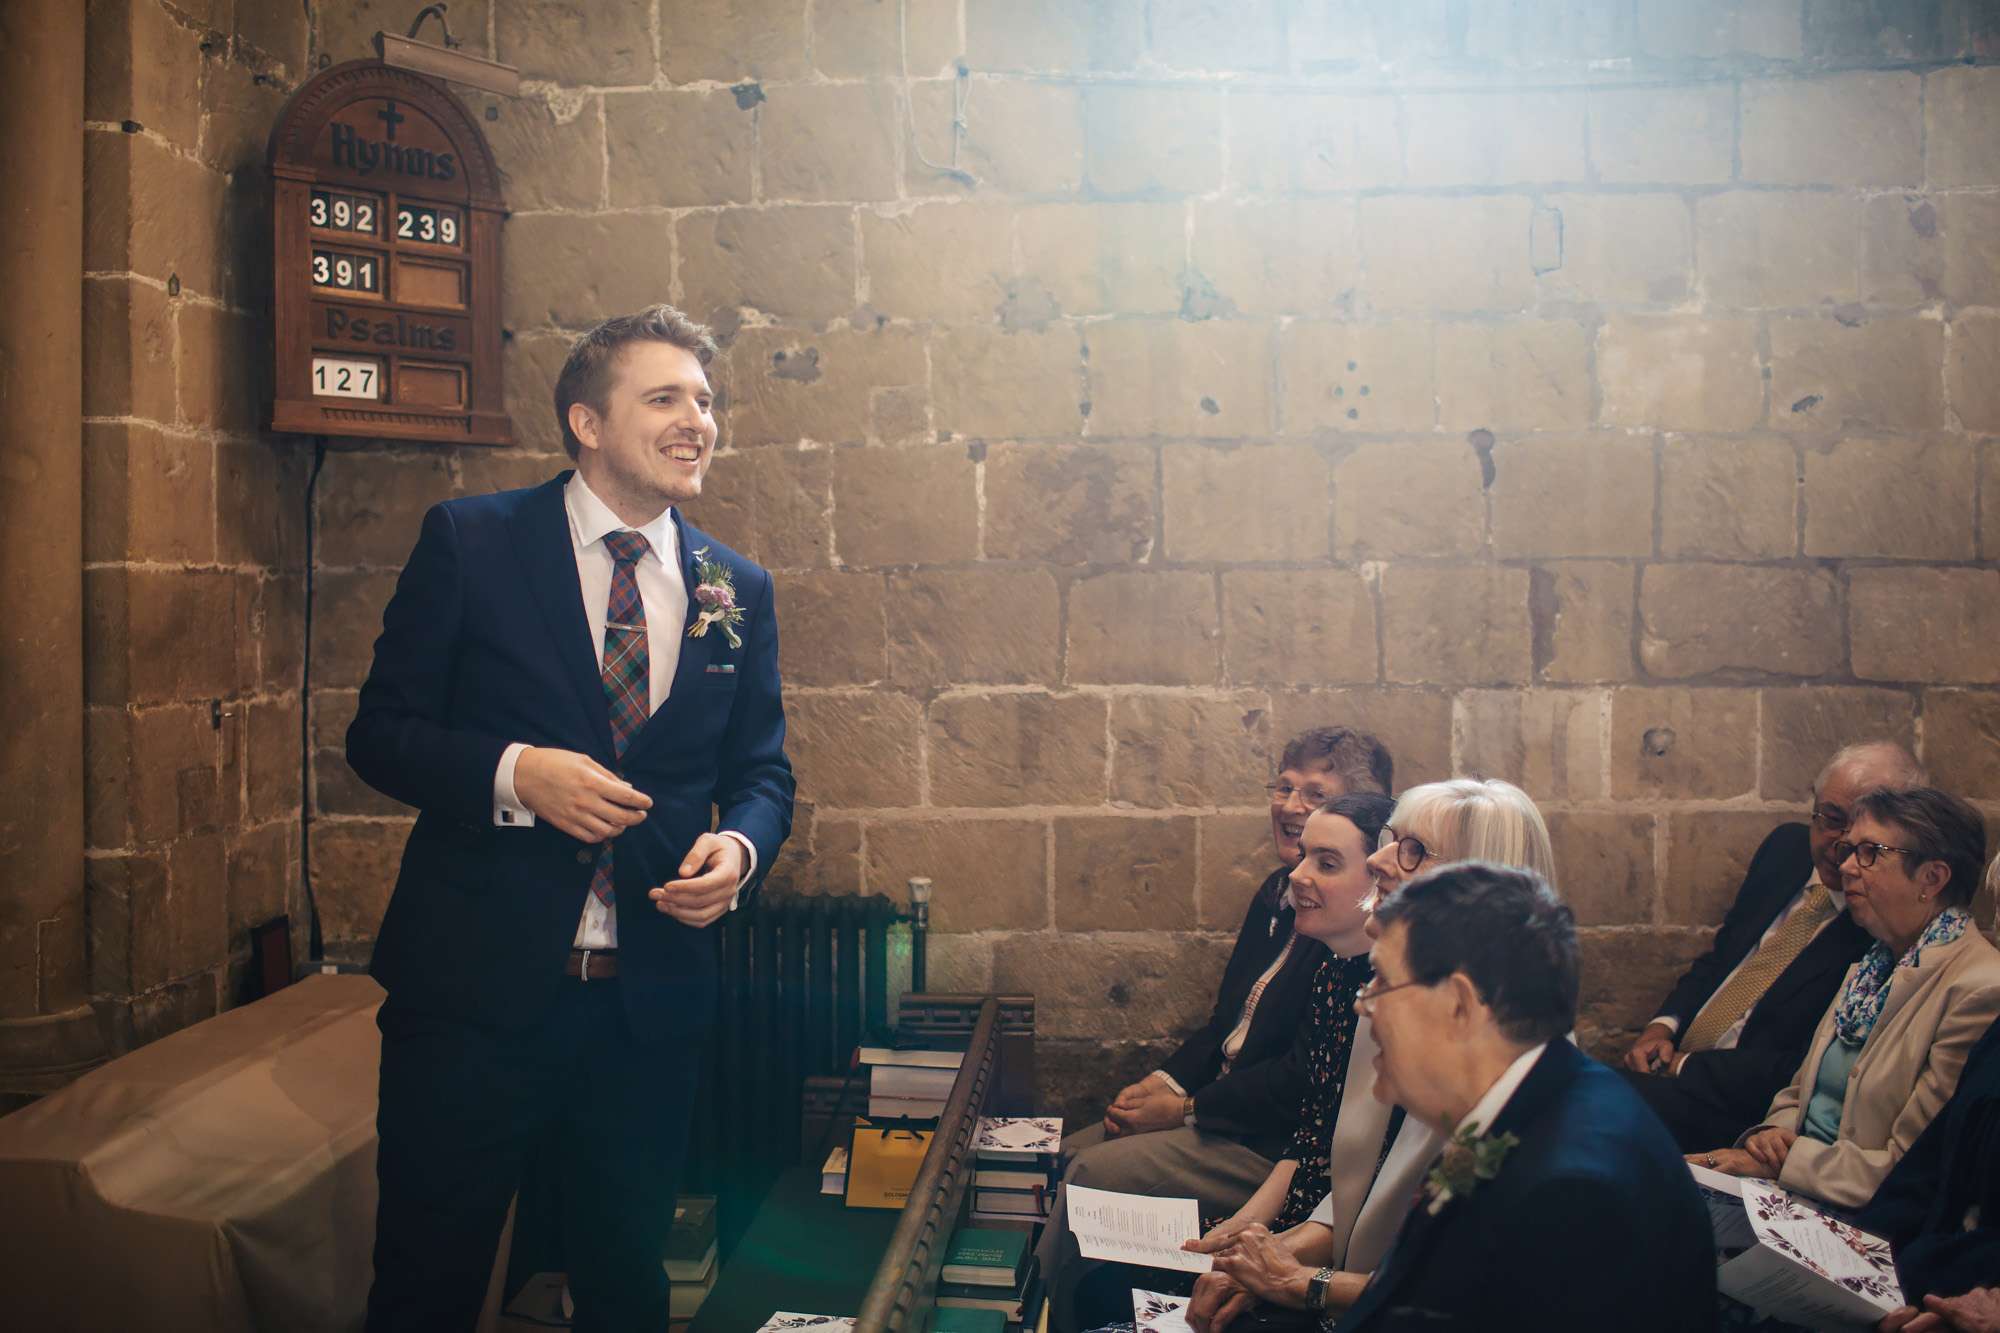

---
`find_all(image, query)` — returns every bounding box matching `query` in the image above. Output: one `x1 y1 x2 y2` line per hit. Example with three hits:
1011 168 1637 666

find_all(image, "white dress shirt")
1652 874 1844 1054
491 473 755 948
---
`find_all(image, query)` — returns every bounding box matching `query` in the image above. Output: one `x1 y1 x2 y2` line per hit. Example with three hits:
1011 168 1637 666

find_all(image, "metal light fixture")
376 3 520 97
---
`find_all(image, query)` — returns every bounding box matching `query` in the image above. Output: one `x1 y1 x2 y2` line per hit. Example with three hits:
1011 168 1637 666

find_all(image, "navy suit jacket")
346 473 794 1045
1334 1042 1717 1333
1658 823 1872 1113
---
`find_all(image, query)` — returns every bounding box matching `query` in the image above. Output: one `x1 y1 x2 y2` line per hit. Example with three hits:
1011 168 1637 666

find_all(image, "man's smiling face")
572 340 718 512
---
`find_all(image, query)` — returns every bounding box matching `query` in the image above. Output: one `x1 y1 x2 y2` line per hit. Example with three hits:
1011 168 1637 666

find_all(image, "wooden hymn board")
268 61 511 445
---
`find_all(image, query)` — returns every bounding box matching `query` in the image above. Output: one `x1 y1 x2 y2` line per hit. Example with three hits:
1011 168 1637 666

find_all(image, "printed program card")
974 1116 1063 1156
1066 1184 1212 1275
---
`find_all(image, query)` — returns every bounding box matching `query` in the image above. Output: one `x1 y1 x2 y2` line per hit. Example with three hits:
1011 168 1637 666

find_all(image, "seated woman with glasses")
1177 778 1558 1332
1038 727 1393 1333
1070 792 1397 1331
1691 787 2000 1210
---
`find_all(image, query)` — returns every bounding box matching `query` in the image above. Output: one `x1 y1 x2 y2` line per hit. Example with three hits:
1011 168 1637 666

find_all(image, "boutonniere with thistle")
686 547 744 650
1422 1123 1520 1216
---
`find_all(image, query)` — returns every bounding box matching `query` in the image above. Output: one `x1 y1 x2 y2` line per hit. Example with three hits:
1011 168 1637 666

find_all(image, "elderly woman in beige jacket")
1694 786 2000 1211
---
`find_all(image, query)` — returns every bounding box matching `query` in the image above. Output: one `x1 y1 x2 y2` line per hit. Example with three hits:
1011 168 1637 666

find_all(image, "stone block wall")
69 1 2000 1111
76 0 312 1053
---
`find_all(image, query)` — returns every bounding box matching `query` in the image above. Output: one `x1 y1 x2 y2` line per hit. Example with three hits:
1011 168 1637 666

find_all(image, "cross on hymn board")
377 100 405 139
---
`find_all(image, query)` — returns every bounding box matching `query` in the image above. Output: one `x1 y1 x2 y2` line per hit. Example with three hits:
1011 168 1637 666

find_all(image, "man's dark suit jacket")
347 474 794 1046
1859 1014 2000 1304
1629 822 1872 1149
1334 1041 1717 1333
1157 867 1323 1157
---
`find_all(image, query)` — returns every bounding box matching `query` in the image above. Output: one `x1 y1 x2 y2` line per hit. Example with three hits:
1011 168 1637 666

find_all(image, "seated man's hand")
513 746 652 843
1687 1147 1768 1178
1878 1306 1939 1332
1105 1079 1187 1138
1208 1224 1313 1310
1186 1270 1253 1333
1625 1022 1679 1074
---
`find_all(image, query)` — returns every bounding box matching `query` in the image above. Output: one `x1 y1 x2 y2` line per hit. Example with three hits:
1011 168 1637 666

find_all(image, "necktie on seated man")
591 529 652 906
1681 882 1835 1054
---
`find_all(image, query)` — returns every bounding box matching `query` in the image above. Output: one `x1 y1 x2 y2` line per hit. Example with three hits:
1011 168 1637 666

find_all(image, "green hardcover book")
940 1227 1029 1288
930 1306 1006 1333
666 1195 718 1261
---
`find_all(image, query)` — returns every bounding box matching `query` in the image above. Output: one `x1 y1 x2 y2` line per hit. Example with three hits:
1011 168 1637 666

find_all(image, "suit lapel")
510 475 615 763
666 509 711 699
1758 910 1869 1014
1340 1045 1580 1331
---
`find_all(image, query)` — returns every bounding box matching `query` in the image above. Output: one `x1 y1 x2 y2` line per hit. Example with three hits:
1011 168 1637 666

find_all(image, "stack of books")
970 1117 1062 1223
857 1045 962 1120
820 1143 849 1195
665 1194 718 1321
937 1226 1044 1329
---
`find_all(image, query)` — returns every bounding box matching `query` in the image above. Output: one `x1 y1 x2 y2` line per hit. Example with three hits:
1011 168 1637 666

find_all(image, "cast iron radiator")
684 891 906 1197
505 891 908 1287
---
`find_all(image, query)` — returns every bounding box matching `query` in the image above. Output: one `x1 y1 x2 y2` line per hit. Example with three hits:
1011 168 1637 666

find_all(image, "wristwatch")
1306 1265 1336 1311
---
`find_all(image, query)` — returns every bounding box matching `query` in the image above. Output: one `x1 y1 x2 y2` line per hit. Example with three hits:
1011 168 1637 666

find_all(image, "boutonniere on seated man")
1321 862 1716 1333
688 546 745 649
1421 1123 1519 1215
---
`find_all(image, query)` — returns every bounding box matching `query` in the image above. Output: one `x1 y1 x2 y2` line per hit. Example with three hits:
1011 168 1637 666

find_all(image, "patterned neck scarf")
1832 906 1970 1047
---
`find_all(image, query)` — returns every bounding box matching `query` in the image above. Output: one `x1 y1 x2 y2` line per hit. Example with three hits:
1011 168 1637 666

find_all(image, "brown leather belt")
565 948 619 981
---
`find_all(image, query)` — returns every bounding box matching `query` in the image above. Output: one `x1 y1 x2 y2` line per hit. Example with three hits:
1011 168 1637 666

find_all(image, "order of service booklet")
1691 1163 1903 1329
1065 1185 1213 1275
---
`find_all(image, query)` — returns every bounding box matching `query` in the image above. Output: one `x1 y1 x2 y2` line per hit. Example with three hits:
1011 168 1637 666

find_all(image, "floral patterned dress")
1274 950 1378 1231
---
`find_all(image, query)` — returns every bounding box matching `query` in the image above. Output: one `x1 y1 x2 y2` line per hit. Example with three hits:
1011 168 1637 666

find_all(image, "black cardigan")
1157 866 1324 1159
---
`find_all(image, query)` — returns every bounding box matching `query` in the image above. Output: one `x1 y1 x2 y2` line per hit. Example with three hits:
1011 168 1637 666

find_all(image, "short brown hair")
1280 726 1394 796
553 304 718 460
1853 786 1988 908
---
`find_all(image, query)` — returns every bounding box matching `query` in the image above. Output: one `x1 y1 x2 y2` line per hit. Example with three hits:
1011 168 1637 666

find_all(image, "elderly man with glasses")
1621 741 1925 1152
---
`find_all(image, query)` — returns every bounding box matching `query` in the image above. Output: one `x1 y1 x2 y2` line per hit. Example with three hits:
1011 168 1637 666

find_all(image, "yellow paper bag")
844 1117 933 1210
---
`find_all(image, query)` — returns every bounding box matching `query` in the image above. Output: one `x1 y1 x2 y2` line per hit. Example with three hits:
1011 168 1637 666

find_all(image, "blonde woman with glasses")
1182 779 1557 1333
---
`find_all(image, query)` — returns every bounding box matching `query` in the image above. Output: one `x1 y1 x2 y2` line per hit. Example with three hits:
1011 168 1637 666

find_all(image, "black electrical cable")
300 437 328 962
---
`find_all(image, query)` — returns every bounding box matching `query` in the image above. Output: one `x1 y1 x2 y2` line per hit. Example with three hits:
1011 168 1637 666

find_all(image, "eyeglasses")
1376 826 1432 874
1354 975 1429 1018
1266 781 1336 806
1834 838 1922 870
1809 805 1852 834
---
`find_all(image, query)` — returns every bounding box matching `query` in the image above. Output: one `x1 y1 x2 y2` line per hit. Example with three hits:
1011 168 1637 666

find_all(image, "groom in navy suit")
1333 864 1714 1333
348 304 793 1332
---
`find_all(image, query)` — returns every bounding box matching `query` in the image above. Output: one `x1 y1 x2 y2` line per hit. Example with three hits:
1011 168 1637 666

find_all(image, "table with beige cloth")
0 975 514 1332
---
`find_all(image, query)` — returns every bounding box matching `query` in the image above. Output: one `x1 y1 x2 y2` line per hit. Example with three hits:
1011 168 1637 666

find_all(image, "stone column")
0 0 102 1107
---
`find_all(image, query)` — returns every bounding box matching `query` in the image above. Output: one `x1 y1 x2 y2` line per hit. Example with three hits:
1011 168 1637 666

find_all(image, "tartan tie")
590 529 652 906
1680 882 1835 1053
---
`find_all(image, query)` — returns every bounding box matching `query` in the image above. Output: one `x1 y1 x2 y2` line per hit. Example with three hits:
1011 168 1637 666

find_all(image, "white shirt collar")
565 471 679 566
1455 1042 1548 1138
